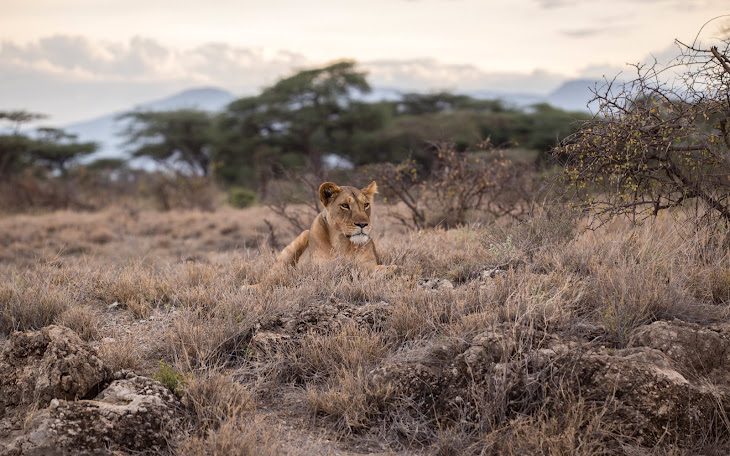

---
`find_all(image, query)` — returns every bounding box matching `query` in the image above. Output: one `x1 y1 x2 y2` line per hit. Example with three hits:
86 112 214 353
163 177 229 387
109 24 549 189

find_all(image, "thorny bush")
554 36 730 228
369 140 539 229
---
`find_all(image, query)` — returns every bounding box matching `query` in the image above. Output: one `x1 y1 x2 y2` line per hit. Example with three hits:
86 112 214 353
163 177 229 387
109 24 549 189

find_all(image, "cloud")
0 35 311 123
363 59 565 93
560 27 624 38
533 0 576 8
1 35 172 81
181 43 310 89
0 35 310 88
0 35 319 122
535 0 727 9
1 35 575 123
1 35 568 94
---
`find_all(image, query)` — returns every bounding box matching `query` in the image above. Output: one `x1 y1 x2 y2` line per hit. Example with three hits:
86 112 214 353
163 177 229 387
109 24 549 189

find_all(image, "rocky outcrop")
0 326 184 456
545 346 724 446
627 320 730 387
2 372 183 456
0 325 110 414
367 320 730 447
251 300 392 359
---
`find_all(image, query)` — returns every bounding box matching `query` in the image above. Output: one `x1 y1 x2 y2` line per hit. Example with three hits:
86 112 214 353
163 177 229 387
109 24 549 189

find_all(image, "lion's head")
319 181 378 246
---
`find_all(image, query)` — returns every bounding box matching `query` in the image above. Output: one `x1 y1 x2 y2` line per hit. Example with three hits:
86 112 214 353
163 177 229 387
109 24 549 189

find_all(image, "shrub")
554 38 730 227
152 361 186 394
368 141 539 229
228 187 257 208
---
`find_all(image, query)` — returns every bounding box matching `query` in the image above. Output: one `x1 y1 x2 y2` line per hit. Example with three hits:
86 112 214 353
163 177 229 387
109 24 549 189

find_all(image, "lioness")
274 181 392 273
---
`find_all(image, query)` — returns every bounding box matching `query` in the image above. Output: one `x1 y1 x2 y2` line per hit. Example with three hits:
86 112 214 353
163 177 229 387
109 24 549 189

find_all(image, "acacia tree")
0 112 96 177
0 111 46 177
30 128 97 174
554 36 730 225
120 109 216 176
222 60 371 178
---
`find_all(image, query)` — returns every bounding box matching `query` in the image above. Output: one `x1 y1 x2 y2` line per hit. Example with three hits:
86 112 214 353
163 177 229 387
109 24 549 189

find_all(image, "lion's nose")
355 222 368 228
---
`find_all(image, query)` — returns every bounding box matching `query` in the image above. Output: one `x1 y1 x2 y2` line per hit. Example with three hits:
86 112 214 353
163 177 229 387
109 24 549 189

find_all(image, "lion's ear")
361 181 378 200
319 182 342 207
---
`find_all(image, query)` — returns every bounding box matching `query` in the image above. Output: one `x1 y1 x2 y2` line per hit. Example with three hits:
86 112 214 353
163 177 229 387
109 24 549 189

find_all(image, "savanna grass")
2 205 730 454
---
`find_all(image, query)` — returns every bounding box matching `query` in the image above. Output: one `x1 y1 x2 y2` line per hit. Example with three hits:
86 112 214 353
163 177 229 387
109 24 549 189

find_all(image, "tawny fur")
274 181 393 273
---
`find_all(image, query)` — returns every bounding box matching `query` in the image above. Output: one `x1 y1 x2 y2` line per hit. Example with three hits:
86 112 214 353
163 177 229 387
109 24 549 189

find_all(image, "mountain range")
65 80 599 164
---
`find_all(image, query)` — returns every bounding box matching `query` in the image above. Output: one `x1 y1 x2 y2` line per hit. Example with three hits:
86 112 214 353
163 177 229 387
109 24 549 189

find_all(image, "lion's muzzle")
346 226 371 245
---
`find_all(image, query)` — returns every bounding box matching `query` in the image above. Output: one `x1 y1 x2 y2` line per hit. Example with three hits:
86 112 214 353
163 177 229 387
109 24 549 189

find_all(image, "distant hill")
546 79 598 112
369 80 598 113
65 80 597 166
468 79 598 113
65 87 236 163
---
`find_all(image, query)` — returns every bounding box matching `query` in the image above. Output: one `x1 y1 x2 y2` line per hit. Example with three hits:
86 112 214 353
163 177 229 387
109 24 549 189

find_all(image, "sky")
1 0 729 125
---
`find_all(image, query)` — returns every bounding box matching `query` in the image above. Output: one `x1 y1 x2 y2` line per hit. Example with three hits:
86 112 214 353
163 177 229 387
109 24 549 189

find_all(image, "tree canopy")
120 109 216 176
222 60 374 178
0 111 97 177
115 61 590 193
30 128 97 173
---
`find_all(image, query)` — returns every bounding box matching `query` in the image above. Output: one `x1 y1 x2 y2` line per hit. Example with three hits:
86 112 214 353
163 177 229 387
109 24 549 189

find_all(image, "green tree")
518 103 591 164
356 95 586 170
223 60 371 178
120 109 216 176
397 92 506 115
0 110 46 133
84 157 128 173
0 110 46 177
30 127 97 174
0 111 96 177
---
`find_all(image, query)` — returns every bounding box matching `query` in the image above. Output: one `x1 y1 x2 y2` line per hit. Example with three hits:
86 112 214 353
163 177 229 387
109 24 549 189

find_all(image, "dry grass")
0 206 277 270
1 203 729 454
56 305 102 341
0 266 70 334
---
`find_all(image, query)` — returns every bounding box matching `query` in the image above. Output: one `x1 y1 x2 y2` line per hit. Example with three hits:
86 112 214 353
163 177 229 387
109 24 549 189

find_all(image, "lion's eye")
341 204 349 210
364 203 370 209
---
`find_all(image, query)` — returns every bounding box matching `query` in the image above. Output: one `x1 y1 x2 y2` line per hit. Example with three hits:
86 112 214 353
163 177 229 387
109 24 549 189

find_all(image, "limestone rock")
0 326 184 456
627 319 730 387
417 278 455 290
2 375 183 456
0 325 111 414
367 320 730 447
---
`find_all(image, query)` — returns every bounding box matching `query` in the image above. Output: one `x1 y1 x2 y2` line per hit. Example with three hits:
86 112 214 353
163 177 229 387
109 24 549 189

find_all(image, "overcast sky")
1 0 728 124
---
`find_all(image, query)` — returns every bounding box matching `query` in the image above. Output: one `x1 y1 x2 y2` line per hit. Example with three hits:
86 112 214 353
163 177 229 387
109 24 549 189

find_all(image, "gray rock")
0 325 110 413
367 320 730 447
0 326 184 456
417 278 454 290
2 375 183 455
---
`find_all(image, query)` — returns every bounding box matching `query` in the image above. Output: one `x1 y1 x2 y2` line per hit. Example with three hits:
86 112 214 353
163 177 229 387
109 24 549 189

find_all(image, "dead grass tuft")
98 336 146 373
56 305 102 341
307 367 395 435
293 322 388 382
0 269 69 335
179 418 278 456
178 371 279 456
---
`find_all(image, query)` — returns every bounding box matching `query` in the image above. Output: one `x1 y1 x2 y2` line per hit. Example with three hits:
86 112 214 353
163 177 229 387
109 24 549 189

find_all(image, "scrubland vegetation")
1 203 729 454
1 33 730 456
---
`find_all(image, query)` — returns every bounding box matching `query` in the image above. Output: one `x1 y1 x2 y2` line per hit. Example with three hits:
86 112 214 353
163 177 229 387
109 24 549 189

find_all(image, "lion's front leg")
275 229 310 268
